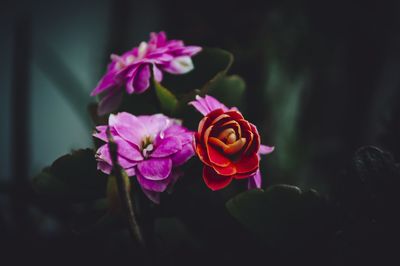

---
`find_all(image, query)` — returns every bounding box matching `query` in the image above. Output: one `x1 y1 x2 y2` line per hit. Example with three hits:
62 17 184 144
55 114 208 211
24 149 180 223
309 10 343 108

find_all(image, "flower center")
209 127 247 156
226 132 237 144
218 128 237 144
141 135 154 158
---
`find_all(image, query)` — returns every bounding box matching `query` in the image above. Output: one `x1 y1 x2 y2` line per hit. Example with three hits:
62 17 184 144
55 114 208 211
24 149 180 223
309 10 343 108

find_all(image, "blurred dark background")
1 0 400 265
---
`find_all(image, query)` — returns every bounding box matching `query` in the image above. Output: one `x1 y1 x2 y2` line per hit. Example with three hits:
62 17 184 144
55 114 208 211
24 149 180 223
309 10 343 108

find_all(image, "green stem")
106 127 145 247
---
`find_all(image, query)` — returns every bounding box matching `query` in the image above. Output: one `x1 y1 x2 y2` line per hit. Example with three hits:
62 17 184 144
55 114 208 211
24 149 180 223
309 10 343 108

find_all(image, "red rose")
190 95 273 191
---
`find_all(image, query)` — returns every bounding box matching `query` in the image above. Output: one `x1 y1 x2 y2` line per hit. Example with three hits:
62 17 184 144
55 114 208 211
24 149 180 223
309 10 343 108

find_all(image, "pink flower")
189 95 274 190
94 112 195 203
91 32 202 115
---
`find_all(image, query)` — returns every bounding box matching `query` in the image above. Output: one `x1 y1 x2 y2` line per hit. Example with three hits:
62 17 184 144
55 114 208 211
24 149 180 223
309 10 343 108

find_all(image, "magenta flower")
91 32 202 115
94 112 195 203
189 95 274 190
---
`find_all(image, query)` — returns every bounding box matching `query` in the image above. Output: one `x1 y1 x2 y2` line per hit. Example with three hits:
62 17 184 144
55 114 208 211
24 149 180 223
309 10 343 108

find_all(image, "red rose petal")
209 136 247 155
243 129 254 154
203 125 213 145
233 170 257 179
213 163 237 176
196 144 212 166
203 166 233 190
211 113 231 126
225 110 244 120
237 119 252 131
203 109 225 131
208 137 229 150
207 144 231 167
216 128 236 141
198 116 209 135
221 120 241 138
246 123 261 155
211 119 242 139
234 153 259 174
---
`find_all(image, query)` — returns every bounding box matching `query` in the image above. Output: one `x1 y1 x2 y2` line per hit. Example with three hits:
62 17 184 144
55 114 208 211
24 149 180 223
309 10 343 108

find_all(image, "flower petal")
97 161 112 175
200 109 225 133
242 129 255 154
259 144 275 155
113 136 143 161
95 145 112 165
206 144 231 167
153 64 163 82
163 56 194 74
109 112 146 147
219 120 241 138
204 95 228 113
90 70 118 96
171 143 195 166
134 64 151 93
212 163 237 176
234 153 259 175
225 110 244 120
97 89 123 116
245 124 260 155
125 167 136 176
136 172 171 192
149 31 167 48
96 144 137 169
247 169 262 189
195 141 212 167
189 95 228 116
125 65 139 93
137 158 172 180
164 126 193 144
203 166 233 191
151 136 182 158
208 137 246 155
172 46 202 56
93 125 117 142
190 100 210 116
139 114 171 137
126 64 151 94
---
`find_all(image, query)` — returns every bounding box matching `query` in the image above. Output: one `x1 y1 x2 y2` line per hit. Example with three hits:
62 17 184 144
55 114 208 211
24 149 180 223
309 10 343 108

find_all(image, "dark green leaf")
154 78 178 114
226 185 327 246
209 75 246 108
226 186 301 235
163 48 234 103
32 149 107 202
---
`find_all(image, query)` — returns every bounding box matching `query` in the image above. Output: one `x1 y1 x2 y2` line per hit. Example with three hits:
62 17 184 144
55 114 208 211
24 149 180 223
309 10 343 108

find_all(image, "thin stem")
106 127 145 247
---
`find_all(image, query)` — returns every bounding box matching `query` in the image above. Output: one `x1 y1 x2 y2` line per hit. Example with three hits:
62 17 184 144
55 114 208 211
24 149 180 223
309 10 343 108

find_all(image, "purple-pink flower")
94 112 195 203
91 32 202 115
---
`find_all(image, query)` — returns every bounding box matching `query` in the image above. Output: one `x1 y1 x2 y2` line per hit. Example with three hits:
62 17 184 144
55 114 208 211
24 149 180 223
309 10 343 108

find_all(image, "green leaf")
226 185 325 246
163 48 234 101
154 78 178 114
197 48 234 95
32 149 107 202
209 75 246 108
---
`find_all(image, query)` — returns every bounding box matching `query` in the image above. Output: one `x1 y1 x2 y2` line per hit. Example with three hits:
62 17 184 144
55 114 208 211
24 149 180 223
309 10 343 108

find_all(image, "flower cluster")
94 112 194 203
91 32 273 203
91 31 202 115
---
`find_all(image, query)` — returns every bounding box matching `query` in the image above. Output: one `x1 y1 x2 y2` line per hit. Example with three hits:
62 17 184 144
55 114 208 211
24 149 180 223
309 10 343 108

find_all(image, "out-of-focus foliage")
33 149 107 202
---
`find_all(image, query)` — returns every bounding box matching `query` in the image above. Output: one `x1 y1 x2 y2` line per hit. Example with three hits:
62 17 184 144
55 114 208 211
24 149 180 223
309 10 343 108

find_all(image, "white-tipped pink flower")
91 32 202 115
